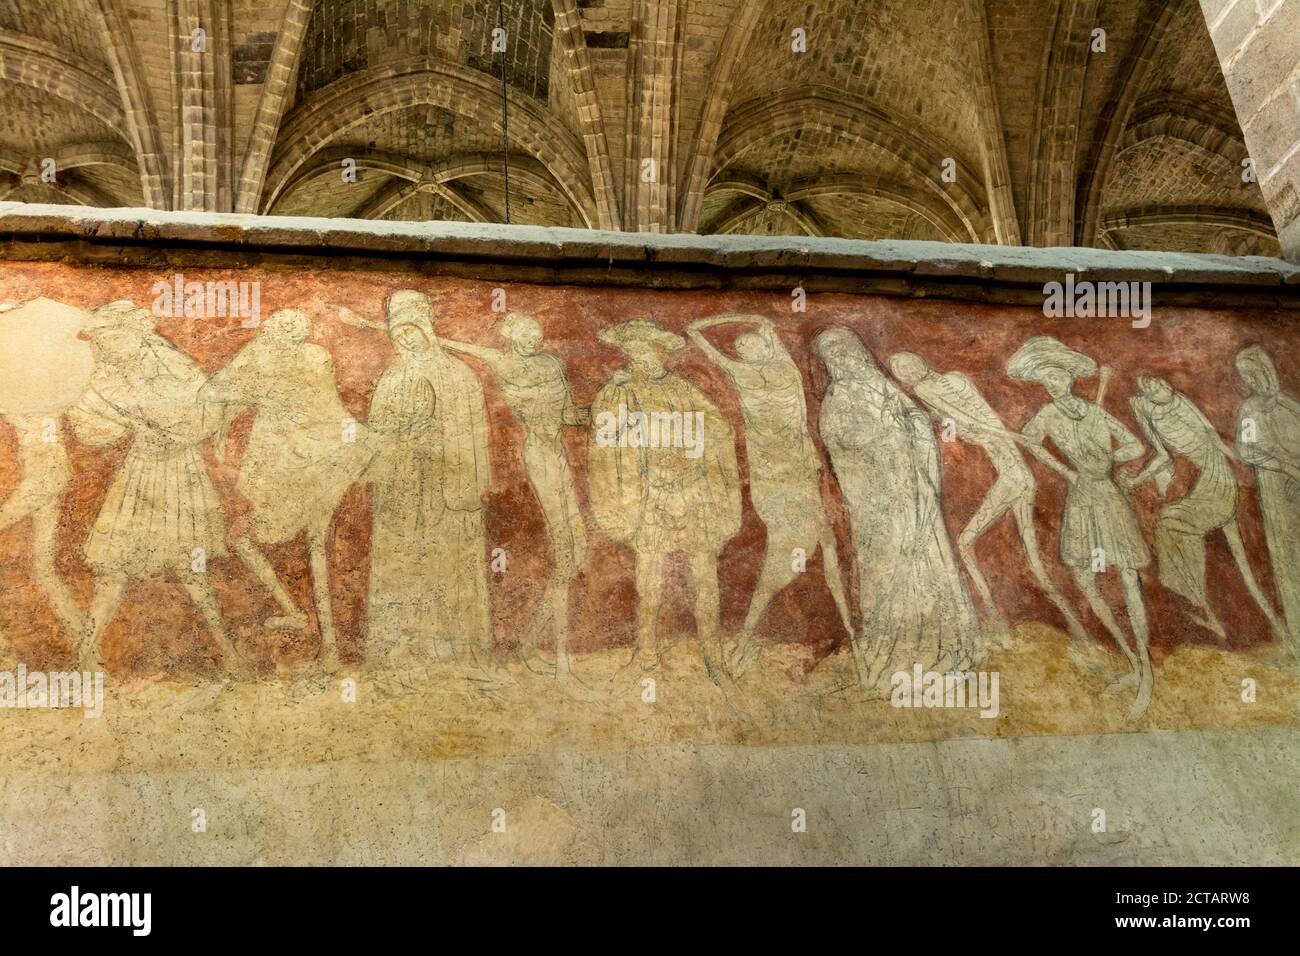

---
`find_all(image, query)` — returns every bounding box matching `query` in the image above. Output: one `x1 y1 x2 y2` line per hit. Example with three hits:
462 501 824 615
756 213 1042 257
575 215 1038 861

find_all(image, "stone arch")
262 57 598 227
714 87 990 242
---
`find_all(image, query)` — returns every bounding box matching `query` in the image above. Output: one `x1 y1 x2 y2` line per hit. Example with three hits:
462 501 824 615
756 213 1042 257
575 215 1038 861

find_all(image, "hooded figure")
367 290 492 667
1234 346 1300 652
587 319 741 681
812 327 979 692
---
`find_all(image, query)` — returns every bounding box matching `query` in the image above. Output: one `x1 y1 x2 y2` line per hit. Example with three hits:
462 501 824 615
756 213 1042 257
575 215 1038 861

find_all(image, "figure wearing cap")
1008 335 1153 717
587 319 741 682
68 299 247 675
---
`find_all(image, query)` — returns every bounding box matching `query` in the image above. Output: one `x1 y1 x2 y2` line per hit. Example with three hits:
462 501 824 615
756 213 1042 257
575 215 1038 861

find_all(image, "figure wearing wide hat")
1008 335 1153 717
587 319 741 682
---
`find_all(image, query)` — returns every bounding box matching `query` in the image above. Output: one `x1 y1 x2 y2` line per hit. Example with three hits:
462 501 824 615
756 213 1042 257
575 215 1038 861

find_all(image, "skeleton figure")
889 351 1088 645
1233 346 1300 656
441 314 587 678
0 298 94 654
686 315 851 677
1008 336 1153 718
587 319 741 683
812 328 979 693
1123 375 1287 642
200 309 374 671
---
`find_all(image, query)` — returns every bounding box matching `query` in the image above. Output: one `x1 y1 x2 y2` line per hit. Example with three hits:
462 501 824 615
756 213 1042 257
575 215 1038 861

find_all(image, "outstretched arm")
684 322 742 376
1018 410 1078 483
441 338 504 364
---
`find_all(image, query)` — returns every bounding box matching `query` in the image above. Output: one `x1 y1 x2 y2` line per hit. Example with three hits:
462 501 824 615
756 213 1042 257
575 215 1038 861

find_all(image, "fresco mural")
1 261 1298 776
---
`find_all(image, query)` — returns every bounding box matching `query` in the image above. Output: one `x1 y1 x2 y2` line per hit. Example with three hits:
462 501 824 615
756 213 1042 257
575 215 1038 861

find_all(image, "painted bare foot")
615 644 659 681
728 638 764 679
315 645 342 674
1105 668 1139 694
517 646 558 676
1190 610 1227 640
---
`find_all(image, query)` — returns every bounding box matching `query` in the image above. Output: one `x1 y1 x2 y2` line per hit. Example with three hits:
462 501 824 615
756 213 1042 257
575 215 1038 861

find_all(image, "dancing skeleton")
686 315 851 675
889 352 1088 644
441 314 589 679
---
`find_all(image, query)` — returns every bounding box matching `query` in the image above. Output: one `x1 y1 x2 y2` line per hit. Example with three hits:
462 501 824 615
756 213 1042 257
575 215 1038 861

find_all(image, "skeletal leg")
1120 569 1154 718
957 490 1014 634
729 534 801 675
1013 500 1089 643
232 536 307 629
179 571 251 677
1223 520 1292 649
819 527 853 638
30 505 83 637
690 551 726 685
308 525 338 668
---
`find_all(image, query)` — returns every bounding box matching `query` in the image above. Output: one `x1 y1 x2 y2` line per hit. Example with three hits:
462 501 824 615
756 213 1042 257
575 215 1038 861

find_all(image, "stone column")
1200 0 1300 261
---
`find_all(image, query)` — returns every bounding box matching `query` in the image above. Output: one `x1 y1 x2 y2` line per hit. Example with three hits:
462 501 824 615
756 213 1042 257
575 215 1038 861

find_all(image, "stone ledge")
1 203 1299 305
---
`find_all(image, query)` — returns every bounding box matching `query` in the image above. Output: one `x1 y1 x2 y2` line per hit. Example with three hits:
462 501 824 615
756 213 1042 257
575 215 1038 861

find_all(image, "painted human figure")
0 414 83 639
68 300 247 675
0 298 94 654
889 351 1088 644
1233 346 1300 655
685 314 851 676
1124 375 1287 642
587 319 742 683
812 328 979 693
200 309 374 671
441 313 587 678
1008 336 1153 717
367 291 493 667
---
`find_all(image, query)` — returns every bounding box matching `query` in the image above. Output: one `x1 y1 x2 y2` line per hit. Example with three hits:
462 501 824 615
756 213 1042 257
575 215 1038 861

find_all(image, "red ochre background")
0 261 1294 678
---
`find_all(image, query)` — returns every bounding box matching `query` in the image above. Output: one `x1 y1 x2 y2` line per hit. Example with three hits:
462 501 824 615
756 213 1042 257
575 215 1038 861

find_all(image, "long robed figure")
1234 346 1300 656
367 291 493 667
812 328 979 692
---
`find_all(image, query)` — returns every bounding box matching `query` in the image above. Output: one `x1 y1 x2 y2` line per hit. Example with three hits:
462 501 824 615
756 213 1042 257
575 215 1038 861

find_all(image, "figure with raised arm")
686 314 851 676
441 313 588 678
889 351 1088 646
